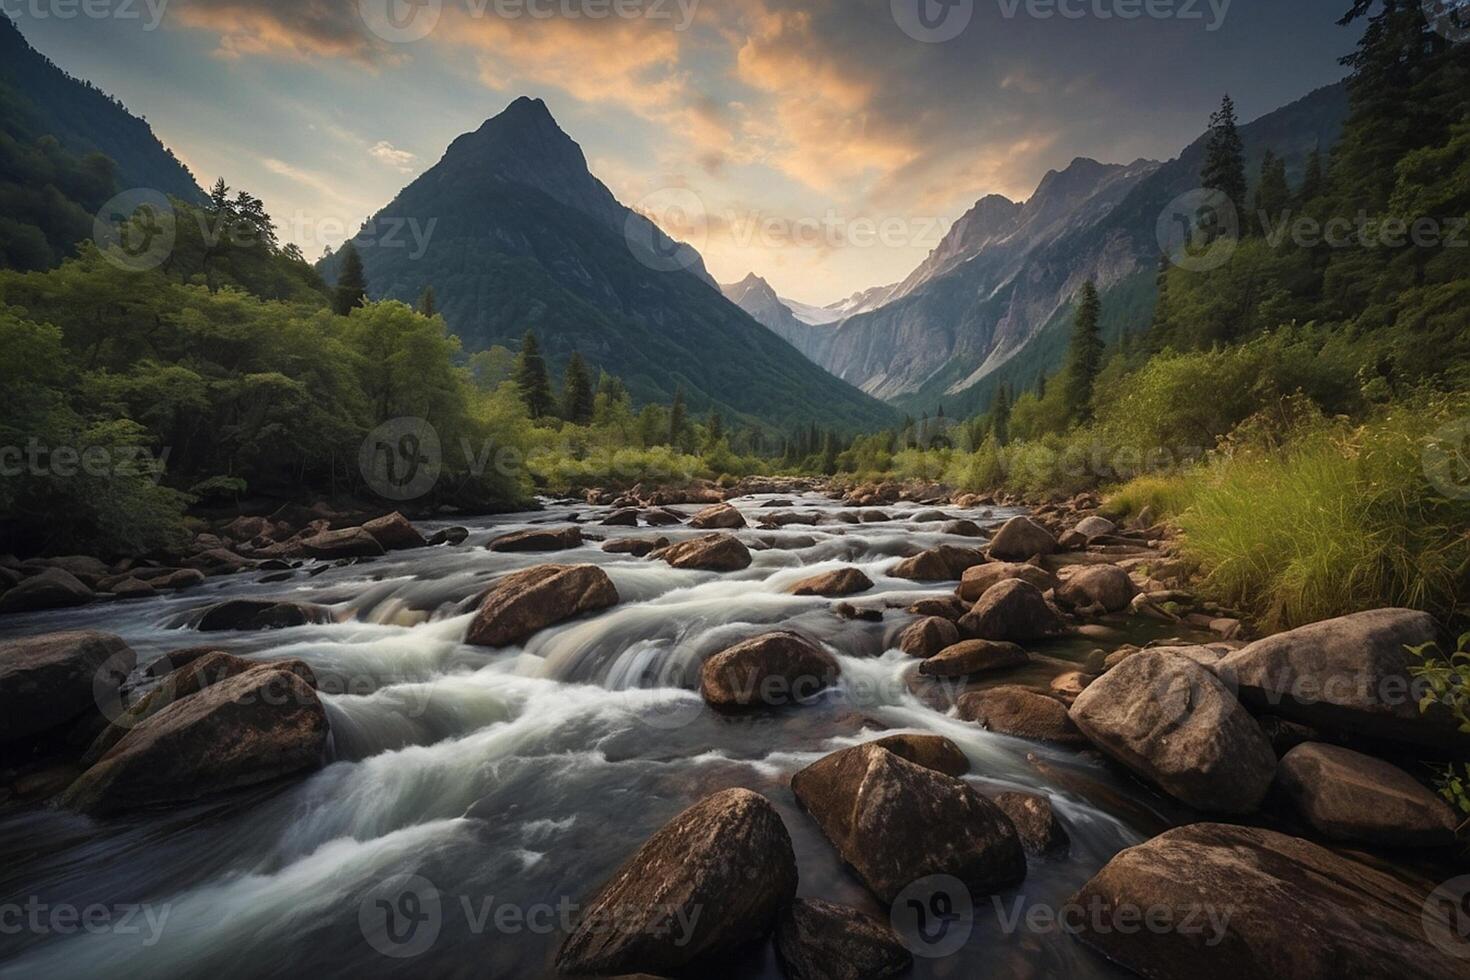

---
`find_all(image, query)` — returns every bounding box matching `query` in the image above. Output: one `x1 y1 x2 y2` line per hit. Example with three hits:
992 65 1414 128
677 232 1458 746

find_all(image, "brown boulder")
555 788 797 976
919 640 1028 678
898 616 960 659
487 526 583 553
942 519 984 537
362 512 427 550
643 508 685 527
0 631 134 741
957 562 1057 603
689 502 746 530
957 686 1085 745
986 516 1058 561
958 579 1063 641
1276 742 1459 847
601 508 641 527
193 599 333 632
300 527 385 560
466 564 618 647
789 567 873 597
699 631 839 710
868 733 970 777
1056 565 1139 613
774 899 911 980
654 534 753 572
889 550 951 582
991 791 1070 856
0 567 94 613
603 537 668 558
906 596 968 621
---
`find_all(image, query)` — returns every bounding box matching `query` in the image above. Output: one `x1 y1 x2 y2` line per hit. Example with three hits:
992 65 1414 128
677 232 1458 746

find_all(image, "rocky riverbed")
0 483 1466 978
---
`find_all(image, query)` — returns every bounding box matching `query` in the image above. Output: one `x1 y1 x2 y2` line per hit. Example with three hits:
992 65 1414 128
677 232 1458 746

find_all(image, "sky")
10 0 1363 306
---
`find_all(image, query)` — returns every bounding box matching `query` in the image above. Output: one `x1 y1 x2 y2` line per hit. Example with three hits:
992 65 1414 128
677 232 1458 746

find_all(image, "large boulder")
0 567 94 614
1056 565 1139 613
555 788 797 976
906 596 968 621
0 631 134 741
486 526 583 553
919 640 1028 678
789 567 873 597
889 550 951 582
193 599 333 632
1072 515 1116 541
1069 650 1276 813
774 899 912 980
699 631 839 710
867 733 971 778
361 512 427 551
933 545 987 578
991 791 1070 857
654 534 753 572
957 562 1057 602
957 686 1085 745
958 579 1063 641
987 516 1058 561
898 616 960 659
1213 609 1456 749
689 502 746 530
790 742 1026 903
58 667 329 814
1276 742 1459 847
466 564 618 647
300 527 385 560
1069 823 1470 979
942 519 984 537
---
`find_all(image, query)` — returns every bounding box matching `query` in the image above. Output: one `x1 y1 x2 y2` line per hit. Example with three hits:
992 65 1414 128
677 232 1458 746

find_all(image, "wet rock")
1049 670 1094 702
601 508 641 527
1069 822 1470 979
990 791 1069 856
919 640 1028 678
859 510 891 523
906 596 967 621
868 733 971 777
426 525 470 547
556 788 797 976
889 550 951 582
654 534 752 572
194 599 334 632
301 527 385 560
105 577 156 600
150 568 206 590
643 508 685 527
362 512 427 550
466 564 619 647
789 567 873 597
774 899 912 980
933 545 987 578
487 526 584 552
958 580 1063 641
1276 742 1459 847
942 519 984 537
986 516 1058 561
1069 650 1276 813
0 631 134 742
1214 609 1457 750
699 631 839 710
833 602 883 622
689 502 746 530
911 510 952 522
0 567 94 613
898 617 960 659
957 686 1085 745
184 548 257 574
58 667 329 815
1073 515 1116 542
791 742 1025 903
957 562 1056 602
603 537 668 558
1056 565 1138 613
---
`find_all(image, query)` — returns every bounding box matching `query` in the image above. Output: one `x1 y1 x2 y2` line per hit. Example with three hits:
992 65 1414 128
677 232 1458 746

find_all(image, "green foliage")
1409 632 1470 823
1063 281 1103 423
561 351 594 425
514 330 555 419
332 241 367 316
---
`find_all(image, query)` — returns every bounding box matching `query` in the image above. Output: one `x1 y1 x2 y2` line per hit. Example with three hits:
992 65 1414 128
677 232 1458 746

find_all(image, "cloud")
369 140 417 173
172 0 389 64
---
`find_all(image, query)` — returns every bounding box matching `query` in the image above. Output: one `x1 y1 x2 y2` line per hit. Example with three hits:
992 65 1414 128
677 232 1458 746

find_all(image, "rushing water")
0 493 1204 979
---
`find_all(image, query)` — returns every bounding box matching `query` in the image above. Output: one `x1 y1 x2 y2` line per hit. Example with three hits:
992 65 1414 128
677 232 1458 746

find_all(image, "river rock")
1056 565 1138 613
774 899 912 980
194 598 334 632
791 742 1025 903
1073 515 1116 542
186 547 257 574
898 616 960 658
906 596 968 621
603 537 668 558
868 733 971 777
958 580 1063 641
789 567 873 597
643 507 684 527
889 550 952 582
934 545 987 578
362 512 427 550
919 640 1028 678
1069 649 1276 813
699 631 839 710
689 502 746 530
600 508 641 527
987 516 1058 561
555 788 797 976
1069 822 1470 979
654 533 752 572
300 527 385 560
59 667 329 814
991 791 1069 856
487 526 584 552
1276 742 1459 847
1213 609 1455 749
106 577 157 599
466 564 618 647
0 567 94 613
957 562 1057 602
0 631 134 741
957 686 1085 745
942 519 984 537
426 525 470 546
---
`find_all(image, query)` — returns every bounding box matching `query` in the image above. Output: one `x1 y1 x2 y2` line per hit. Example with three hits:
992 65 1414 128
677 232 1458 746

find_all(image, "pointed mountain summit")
320 98 894 432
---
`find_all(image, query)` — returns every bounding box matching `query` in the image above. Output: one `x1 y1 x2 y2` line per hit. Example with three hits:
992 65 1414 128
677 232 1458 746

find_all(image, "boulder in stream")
957 562 1057 603
0 567 94 613
958 579 1063 641
957 686 1085 745
898 616 960 659
774 899 912 980
919 640 1028 678
986 516 1058 561
653 533 752 572
688 502 746 530
486 526 584 552
0 631 134 742
362 512 428 550
1276 742 1459 847
789 567 873 597
699 631 839 710
466 564 619 647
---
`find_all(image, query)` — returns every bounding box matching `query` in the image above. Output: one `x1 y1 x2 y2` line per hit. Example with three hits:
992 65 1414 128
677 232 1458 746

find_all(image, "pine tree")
514 331 556 419
821 431 838 475
1063 281 1104 423
417 285 437 317
332 242 368 316
1035 373 1047 399
1299 147 1325 203
705 410 724 451
1252 150 1290 235
1201 94 1247 217
992 383 1011 446
561 351 594 424
669 387 688 450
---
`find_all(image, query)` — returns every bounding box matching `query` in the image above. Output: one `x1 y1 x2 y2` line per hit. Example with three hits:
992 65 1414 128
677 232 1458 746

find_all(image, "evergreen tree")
1299 147 1325 202
561 351 594 424
992 383 1011 446
1035 373 1047 399
332 242 367 316
669 387 688 450
1252 150 1290 235
1063 281 1104 423
417 285 437 317
821 431 838 475
514 330 556 419
705 410 724 451
1201 94 1247 220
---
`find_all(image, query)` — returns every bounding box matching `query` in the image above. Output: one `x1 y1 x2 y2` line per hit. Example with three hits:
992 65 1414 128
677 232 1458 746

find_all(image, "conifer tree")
332 242 368 316
561 351 594 424
992 383 1011 446
1252 150 1290 235
1063 281 1104 423
514 330 555 419
669 387 688 450
1299 147 1325 203
417 285 437 317
1201 94 1247 217
705 410 724 451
